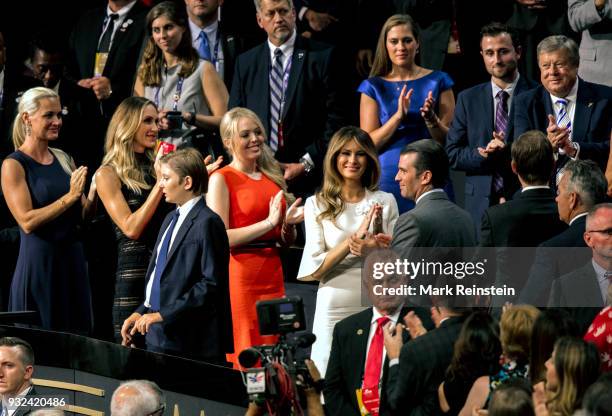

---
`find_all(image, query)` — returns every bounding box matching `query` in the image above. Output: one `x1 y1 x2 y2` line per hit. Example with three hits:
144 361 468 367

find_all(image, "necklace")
394 67 423 91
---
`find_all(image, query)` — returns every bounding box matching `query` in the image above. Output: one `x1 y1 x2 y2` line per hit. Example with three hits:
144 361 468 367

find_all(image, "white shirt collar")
569 212 588 226
177 195 202 215
491 72 520 98
267 30 297 61
106 0 137 21
549 77 579 104
521 185 550 193
371 305 403 326
415 188 445 205
189 18 218 40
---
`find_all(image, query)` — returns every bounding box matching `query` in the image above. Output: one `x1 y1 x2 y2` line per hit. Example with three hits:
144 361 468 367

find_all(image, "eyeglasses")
586 228 612 237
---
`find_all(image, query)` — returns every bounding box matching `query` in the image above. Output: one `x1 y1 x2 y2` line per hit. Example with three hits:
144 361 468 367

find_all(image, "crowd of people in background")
0 0 612 415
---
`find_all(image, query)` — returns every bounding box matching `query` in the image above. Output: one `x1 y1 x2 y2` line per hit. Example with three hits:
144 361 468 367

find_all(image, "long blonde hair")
370 14 421 78
138 1 199 86
101 97 156 194
12 87 74 175
219 108 292 202
316 126 380 223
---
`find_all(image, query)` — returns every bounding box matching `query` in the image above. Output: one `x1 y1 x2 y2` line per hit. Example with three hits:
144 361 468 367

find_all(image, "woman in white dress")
297 126 399 377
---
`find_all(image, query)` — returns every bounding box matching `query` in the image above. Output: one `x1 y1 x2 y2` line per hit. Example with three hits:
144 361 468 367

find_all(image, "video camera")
239 297 317 413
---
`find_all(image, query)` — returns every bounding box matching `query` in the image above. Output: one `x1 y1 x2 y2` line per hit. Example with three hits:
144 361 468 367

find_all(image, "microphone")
238 347 262 369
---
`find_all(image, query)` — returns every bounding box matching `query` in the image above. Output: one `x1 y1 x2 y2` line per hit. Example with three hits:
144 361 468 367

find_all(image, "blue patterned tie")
149 210 180 311
197 30 212 62
269 48 284 152
555 98 572 186
492 90 509 193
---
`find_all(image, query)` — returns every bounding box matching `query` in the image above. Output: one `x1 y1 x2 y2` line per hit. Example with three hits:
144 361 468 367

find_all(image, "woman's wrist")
425 115 440 129
264 218 275 229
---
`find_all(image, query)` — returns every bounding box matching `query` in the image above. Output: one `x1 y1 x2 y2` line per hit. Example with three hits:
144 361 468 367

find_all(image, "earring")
25 123 32 137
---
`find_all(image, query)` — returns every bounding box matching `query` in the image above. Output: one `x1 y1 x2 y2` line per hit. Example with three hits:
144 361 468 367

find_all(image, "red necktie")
364 316 390 387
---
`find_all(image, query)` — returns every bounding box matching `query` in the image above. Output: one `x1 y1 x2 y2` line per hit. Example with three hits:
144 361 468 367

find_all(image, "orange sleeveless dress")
214 166 286 368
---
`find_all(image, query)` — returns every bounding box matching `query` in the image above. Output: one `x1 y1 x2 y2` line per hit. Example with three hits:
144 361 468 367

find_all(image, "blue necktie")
554 98 572 186
197 30 212 61
150 210 180 311
492 90 509 193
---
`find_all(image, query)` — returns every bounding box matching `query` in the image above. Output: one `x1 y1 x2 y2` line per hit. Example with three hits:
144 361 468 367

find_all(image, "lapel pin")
588 102 593 107
298 52 304 60
62 106 69 116
228 36 234 42
357 329 364 335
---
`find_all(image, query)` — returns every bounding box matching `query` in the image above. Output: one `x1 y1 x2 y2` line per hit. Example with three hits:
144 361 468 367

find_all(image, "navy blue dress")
358 71 454 213
7 150 92 333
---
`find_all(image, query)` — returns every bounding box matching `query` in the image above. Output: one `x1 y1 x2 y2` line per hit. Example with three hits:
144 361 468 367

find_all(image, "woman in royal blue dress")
359 14 455 213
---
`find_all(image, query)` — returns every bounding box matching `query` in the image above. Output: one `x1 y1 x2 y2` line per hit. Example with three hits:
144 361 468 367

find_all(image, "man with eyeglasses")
549 203 612 333
110 380 165 416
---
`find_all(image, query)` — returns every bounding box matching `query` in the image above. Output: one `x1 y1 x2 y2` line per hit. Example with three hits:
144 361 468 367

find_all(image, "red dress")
214 166 286 368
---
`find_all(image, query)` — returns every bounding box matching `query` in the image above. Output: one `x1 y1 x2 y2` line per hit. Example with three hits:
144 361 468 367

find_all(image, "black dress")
111 154 167 341
8 150 92 333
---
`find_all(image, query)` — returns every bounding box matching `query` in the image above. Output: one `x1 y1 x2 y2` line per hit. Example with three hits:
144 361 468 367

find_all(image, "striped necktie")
556 98 572 131
492 90 509 193
269 48 284 152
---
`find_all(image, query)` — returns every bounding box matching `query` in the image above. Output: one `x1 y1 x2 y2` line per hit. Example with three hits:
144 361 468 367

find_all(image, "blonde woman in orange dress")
206 107 304 368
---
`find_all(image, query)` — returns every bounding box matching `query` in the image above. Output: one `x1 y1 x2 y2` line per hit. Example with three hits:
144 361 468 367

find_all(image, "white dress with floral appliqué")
297 190 399 377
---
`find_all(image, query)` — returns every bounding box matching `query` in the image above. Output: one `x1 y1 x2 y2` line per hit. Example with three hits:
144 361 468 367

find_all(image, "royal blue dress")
358 71 454 213
7 150 92 334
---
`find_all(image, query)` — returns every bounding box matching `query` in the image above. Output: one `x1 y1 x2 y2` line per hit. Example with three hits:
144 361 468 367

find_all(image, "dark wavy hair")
445 311 501 385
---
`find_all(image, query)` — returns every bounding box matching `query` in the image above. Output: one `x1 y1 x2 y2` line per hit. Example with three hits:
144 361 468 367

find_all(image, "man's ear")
256 12 264 30
510 160 517 175
583 231 592 248
568 192 579 211
183 175 193 192
24 365 33 381
421 170 433 186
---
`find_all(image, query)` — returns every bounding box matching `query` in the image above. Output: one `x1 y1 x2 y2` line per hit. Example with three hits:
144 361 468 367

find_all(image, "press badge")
246 368 266 394
94 52 109 77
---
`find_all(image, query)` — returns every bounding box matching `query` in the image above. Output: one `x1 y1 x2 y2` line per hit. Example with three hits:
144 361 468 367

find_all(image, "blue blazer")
513 78 612 168
137 198 233 362
446 76 537 236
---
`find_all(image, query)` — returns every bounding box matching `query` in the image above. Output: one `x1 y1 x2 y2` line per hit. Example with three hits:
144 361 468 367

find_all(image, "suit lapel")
104 3 143 75
508 76 531 139
256 44 272 132
85 10 108 77
164 199 203 268
282 37 306 120
480 83 494 140
351 309 373 391
572 79 595 143
538 88 555 130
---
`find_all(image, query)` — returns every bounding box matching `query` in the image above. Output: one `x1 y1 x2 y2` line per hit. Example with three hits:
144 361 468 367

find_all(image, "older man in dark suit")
447 22 538 238
480 130 567 305
121 149 232 363
520 160 608 305
549 203 612 332
229 0 345 197
514 35 612 179
324 252 431 416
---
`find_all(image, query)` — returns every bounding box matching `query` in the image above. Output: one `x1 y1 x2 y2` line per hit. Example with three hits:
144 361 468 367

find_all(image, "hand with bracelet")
420 90 440 128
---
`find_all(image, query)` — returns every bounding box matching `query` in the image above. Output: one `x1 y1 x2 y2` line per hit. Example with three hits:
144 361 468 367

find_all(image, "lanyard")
154 71 185 111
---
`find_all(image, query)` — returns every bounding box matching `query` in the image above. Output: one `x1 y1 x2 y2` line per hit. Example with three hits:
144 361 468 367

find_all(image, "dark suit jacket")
386 315 466 416
324 307 431 416
480 188 567 304
229 35 345 195
218 20 243 92
67 2 148 119
548 261 603 333
513 79 612 169
519 215 591 305
12 386 38 416
446 76 538 235
136 198 232 362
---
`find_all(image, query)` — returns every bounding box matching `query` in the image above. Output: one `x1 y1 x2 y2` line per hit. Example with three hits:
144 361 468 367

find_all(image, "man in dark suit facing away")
446 22 538 239
121 148 233 363
520 160 608 305
549 203 612 333
0 337 39 416
480 130 567 306
229 0 345 197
